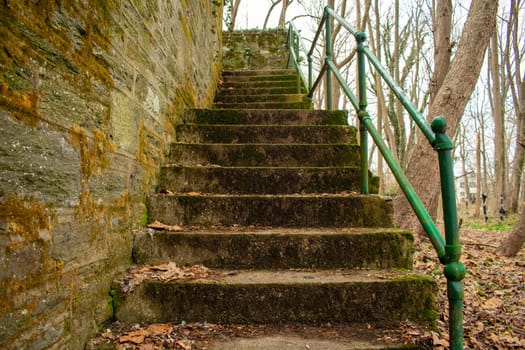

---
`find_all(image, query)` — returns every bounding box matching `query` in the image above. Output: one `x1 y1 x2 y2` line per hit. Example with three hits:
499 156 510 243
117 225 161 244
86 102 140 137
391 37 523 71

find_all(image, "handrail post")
356 31 369 194
308 55 313 92
431 116 465 350
288 27 294 69
295 33 300 63
325 8 333 110
295 33 301 93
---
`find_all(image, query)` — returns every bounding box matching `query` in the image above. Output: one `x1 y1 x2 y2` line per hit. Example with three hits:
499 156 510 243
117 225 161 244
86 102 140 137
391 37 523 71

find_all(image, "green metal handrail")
288 6 465 350
286 23 309 92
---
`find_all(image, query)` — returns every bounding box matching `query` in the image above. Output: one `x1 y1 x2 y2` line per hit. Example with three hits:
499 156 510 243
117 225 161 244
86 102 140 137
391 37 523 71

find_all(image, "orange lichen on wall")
0 195 61 314
69 124 116 220
0 78 40 127
0 196 53 241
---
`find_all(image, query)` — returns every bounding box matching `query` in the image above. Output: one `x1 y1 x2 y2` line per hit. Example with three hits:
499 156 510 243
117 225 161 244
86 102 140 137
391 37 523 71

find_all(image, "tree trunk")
459 125 470 212
429 0 452 106
496 176 525 256
393 0 406 165
263 0 281 29
278 0 289 27
227 0 241 31
506 0 525 212
474 130 482 218
489 32 507 213
373 0 384 194
393 0 498 234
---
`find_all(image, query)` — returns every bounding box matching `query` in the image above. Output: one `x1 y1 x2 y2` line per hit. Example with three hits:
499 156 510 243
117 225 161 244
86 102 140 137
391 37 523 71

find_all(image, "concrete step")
87 322 428 349
157 166 377 194
220 79 303 90
175 124 357 144
213 100 312 109
133 227 413 269
146 193 393 228
222 73 299 82
168 143 360 167
215 93 307 104
115 269 436 325
222 69 296 76
185 109 347 125
206 333 422 350
217 86 306 96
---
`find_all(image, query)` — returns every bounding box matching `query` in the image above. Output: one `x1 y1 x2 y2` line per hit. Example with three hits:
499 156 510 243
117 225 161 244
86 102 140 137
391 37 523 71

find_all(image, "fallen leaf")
175 339 193 350
146 324 173 335
484 297 503 310
431 331 449 347
470 321 484 335
147 221 184 231
138 344 155 350
119 329 147 344
187 191 202 196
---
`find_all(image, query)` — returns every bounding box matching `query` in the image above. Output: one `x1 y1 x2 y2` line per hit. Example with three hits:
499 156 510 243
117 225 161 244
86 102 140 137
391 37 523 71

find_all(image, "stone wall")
0 1 222 348
222 29 289 70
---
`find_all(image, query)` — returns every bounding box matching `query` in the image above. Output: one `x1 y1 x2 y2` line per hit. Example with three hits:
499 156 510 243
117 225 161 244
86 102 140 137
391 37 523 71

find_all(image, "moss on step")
146 194 393 228
321 110 347 125
133 229 414 269
115 271 436 325
175 124 357 144
193 109 249 124
186 109 349 126
168 143 361 167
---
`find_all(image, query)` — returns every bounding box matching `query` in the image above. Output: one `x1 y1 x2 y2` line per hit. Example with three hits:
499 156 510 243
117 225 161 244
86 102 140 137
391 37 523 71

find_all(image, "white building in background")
456 172 477 204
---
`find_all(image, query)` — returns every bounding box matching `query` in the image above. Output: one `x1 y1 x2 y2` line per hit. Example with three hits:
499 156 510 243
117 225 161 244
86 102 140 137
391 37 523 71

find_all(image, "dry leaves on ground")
117 262 213 295
413 227 525 349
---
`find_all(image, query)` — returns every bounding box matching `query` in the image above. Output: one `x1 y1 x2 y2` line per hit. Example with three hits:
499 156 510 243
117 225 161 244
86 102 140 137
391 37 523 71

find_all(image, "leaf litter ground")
413 227 525 349
87 226 524 349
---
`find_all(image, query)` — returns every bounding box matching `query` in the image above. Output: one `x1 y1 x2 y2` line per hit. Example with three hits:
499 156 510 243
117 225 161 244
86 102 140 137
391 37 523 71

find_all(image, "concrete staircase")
111 69 436 349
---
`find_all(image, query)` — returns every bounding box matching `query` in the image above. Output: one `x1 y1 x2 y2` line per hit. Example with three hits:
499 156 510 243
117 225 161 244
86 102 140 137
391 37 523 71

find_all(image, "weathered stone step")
186 109 347 125
213 100 312 109
217 86 305 96
115 269 436 324
168 144 360 167
133 228 413 269
222 69 296 76
222 73 299 82
215 93 306 104
88 322 427 349
207 333 421 350
220 79 302 90
175 124 356 144
158 166 377 194
147 193 392 227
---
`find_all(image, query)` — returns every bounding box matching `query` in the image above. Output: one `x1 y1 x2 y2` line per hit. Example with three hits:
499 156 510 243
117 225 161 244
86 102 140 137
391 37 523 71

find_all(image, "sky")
233 1 306 29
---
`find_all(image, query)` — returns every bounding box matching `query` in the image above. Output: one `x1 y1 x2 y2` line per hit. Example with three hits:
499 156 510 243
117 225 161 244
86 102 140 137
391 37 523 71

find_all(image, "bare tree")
488 31 507 212
497 0 525 256
393 0 499 235
429 0 452 106
505 0 525 213
224 0 242 31
475 129 482 217
263 0 282 29
497 176 525 256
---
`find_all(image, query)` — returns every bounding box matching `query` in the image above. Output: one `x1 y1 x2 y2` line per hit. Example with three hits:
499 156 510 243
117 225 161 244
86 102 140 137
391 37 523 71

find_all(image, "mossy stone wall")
0 1 222 348
222 29 288 70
